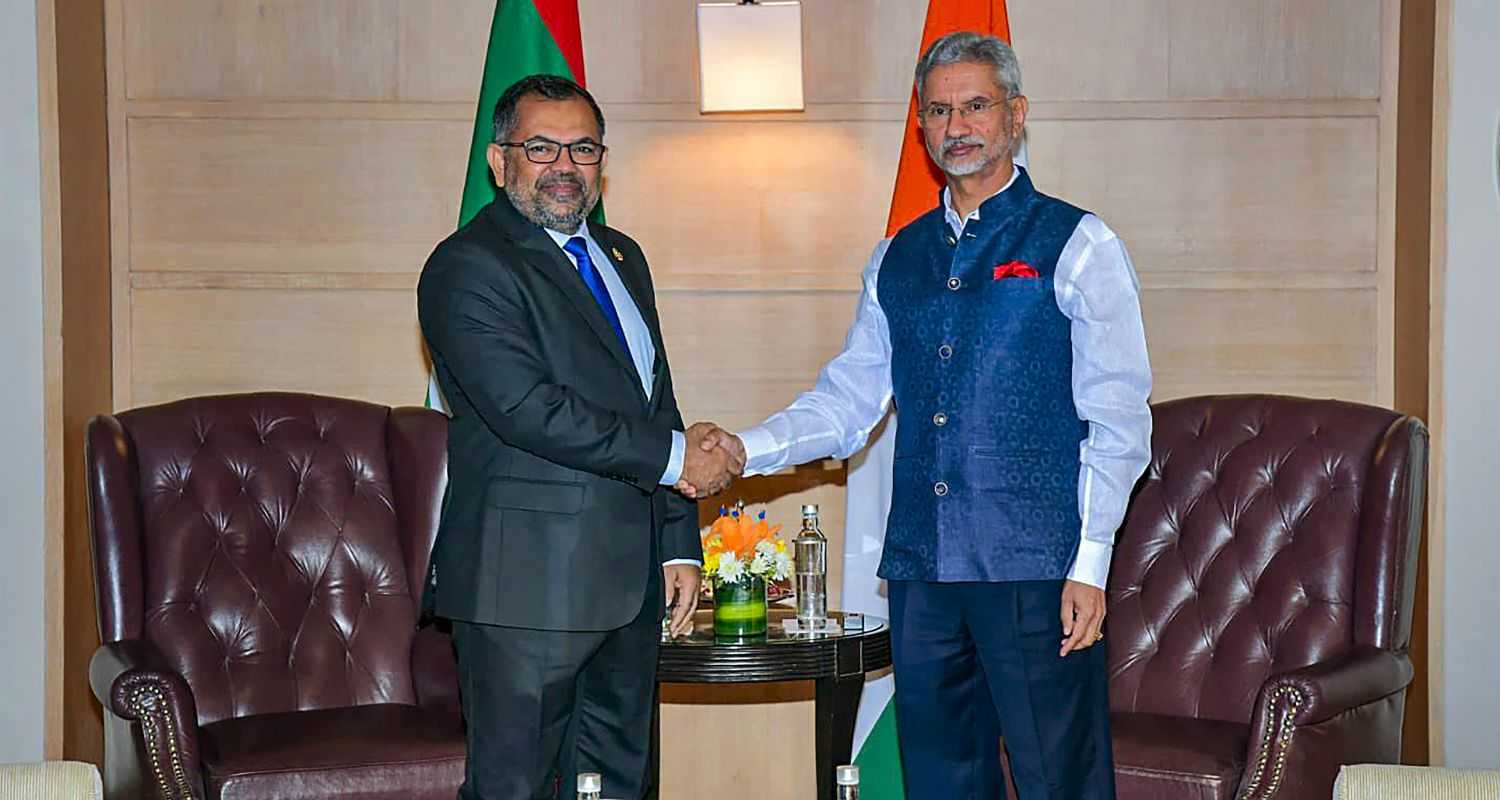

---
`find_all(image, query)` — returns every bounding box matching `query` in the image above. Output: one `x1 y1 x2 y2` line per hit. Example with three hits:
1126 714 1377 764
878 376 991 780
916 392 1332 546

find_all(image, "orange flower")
703 505 782 562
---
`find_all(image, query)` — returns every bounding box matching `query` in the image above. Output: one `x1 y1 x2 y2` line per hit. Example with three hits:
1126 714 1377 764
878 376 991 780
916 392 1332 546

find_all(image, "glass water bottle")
794 504 829 629
836 764 860 799
577 772 601 800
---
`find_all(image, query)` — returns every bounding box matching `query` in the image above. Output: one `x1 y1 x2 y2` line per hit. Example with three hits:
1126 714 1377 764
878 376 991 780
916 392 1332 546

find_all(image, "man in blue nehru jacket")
689 31 1153 799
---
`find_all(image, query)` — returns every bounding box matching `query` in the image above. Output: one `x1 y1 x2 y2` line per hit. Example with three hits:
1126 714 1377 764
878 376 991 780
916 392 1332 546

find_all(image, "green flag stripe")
854 701 906 799
459 0 578 227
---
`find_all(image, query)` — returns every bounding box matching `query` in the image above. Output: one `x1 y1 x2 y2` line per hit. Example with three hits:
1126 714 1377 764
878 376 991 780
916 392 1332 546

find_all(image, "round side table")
653 608 892 800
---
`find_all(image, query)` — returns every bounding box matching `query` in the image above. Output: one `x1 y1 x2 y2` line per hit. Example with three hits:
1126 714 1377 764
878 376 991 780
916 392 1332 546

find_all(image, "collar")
941 160 1027 230
543 221 594 251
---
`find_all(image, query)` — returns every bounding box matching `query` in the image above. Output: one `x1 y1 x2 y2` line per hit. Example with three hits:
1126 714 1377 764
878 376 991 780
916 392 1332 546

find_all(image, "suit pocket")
484 477 585 514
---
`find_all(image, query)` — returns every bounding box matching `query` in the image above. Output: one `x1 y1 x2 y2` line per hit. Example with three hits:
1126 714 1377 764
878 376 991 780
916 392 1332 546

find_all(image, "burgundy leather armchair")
86 393 464 800
1107 395 1427 800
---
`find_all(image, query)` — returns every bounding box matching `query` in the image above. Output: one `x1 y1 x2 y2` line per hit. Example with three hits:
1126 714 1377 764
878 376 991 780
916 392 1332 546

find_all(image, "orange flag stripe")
885 0 1013 236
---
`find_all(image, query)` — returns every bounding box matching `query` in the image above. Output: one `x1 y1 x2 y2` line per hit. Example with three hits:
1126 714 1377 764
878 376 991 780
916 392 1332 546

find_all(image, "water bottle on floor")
836 764 860 799
577 772 601 800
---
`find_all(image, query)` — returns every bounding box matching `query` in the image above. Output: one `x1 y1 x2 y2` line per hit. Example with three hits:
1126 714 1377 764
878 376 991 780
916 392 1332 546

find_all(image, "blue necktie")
563 236 632 360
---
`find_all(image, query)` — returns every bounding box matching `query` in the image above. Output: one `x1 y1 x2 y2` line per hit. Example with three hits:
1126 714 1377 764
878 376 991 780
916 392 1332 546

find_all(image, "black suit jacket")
417 195 701 632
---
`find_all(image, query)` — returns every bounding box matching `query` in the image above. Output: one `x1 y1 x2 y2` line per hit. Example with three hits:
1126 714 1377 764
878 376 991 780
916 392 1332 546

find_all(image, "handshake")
675 422 746 498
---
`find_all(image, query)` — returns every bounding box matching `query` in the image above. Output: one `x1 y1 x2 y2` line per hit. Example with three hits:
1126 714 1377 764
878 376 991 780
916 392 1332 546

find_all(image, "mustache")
941 135 985 156
536 172 585 192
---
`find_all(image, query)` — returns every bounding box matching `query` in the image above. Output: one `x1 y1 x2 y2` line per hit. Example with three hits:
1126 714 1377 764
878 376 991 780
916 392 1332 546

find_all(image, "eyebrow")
524 135 602 145
927 95 996 106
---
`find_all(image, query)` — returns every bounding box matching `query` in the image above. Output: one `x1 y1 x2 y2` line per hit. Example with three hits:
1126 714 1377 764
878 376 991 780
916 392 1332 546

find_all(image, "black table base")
649 609 892 800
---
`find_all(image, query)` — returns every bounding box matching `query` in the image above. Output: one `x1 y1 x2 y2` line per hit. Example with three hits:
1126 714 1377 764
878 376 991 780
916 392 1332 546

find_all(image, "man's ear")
486 142 506 187
1009 95 1029 140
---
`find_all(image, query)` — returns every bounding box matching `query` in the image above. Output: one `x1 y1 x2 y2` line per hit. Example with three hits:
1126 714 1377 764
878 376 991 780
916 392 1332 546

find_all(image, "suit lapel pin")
611 246 626 262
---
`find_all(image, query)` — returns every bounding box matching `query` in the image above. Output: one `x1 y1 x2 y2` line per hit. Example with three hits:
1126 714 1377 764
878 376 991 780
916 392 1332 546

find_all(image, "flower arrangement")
701 501 790 637
701 501 792 587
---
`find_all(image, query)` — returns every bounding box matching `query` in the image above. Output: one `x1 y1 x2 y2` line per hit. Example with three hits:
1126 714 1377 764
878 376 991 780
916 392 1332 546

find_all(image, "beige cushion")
1335 764 1500 800
0 761 102 800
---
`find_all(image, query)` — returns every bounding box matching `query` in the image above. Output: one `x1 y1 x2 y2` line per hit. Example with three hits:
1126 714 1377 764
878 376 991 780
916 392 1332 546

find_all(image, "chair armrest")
1238 647 1413 799
90 640 206 800
411 622 462 719
1264 646 1412 727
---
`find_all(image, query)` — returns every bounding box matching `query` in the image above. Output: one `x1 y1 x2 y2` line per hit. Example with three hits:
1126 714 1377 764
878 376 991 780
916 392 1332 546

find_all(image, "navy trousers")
888 579 1114 800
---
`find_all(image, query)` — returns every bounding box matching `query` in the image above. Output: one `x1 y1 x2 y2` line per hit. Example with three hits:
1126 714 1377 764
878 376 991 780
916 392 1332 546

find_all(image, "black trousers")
453 569 663 800
889 579 1115 800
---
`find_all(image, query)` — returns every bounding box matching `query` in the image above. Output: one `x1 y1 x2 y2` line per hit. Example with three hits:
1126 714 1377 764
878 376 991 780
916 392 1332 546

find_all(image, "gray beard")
929 139 1007 178
521 197 589 232
505 179 598 233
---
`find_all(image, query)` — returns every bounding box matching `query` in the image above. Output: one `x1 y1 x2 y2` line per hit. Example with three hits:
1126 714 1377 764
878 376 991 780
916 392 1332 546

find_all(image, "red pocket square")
993 261 1040 280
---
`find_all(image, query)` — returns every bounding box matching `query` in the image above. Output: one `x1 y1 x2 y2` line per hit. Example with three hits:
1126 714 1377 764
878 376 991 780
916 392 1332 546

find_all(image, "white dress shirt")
544 224 696 567
736 174 1153 588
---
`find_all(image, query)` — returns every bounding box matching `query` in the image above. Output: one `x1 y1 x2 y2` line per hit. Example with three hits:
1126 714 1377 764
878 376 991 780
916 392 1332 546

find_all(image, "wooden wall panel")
127 118 467 273
604 121 901 286
395 0 493 102
1009 0 1171 101
580 0 926 104
1028 116 1379 274
657 291 861 429
123 0 401 101
1141 288 1378 402
1165 0 1383 99
130 289 428 407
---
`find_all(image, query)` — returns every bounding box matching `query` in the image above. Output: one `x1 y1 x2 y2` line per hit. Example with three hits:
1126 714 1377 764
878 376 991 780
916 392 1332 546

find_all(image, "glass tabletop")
663 607 888 648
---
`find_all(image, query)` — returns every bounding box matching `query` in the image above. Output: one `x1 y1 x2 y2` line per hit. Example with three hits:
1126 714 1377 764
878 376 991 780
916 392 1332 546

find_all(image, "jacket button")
932 412 948 427
938 344 953 360
946 277 961 291
934 481 949 497
944 233 958 247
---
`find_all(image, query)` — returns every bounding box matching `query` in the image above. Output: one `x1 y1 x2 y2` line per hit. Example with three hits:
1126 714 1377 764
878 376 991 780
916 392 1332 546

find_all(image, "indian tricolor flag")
428 0 598 412
842 3 1015 798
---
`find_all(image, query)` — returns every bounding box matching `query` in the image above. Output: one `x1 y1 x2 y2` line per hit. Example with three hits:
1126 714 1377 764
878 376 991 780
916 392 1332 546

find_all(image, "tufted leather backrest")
87 393 448 726
1107 395 1426 725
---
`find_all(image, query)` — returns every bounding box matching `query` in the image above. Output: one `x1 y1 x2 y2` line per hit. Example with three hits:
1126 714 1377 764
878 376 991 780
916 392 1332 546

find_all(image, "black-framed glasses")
499 137 607 165
917 96 1015 127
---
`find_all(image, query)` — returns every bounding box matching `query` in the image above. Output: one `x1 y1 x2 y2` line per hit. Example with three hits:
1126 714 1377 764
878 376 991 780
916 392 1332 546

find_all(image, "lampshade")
696 1 804 113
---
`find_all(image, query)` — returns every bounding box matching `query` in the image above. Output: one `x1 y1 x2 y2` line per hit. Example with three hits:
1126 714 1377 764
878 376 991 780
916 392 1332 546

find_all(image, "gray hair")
914 31 1022 103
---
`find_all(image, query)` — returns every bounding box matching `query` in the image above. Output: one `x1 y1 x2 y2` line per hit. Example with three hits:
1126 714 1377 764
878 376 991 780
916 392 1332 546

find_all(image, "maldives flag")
457 0 597 227
430 0 596 411
843 3 1014 799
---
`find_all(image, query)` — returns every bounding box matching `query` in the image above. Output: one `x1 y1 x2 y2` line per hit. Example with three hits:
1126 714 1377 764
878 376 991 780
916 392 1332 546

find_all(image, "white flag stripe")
842 410 897 753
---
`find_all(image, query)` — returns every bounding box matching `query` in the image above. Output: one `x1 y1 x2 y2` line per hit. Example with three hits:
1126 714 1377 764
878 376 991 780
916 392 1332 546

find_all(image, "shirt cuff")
736 425 782 477
1066 539 1114 589
661 558 702 567
659 430 686 486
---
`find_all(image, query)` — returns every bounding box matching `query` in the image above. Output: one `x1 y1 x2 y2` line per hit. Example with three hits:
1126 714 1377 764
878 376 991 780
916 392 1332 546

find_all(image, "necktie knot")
564 236 590 262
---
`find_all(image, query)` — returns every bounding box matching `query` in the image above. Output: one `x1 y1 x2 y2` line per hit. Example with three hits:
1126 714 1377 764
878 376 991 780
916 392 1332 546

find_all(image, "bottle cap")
836 764 860 785
802 504 819 516
578 772 602 793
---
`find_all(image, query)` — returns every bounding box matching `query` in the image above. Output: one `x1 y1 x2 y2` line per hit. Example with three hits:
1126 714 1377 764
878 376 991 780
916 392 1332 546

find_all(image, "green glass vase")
713 575 768 637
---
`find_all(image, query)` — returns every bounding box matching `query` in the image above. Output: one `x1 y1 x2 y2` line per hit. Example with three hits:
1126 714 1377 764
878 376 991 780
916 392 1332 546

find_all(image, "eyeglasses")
917 96 1014 127
499 137 607 165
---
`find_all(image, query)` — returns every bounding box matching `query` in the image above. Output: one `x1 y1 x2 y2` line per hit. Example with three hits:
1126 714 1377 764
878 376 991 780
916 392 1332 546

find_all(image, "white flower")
755 539 778 557
773 551 792 582
717 554 746 584
751 552 774 578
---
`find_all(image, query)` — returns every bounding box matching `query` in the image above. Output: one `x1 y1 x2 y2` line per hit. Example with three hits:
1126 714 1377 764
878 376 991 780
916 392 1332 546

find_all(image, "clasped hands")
675 422 745 498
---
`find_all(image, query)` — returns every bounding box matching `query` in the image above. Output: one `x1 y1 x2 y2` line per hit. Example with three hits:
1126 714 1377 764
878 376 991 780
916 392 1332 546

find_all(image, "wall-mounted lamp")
696 1 804 113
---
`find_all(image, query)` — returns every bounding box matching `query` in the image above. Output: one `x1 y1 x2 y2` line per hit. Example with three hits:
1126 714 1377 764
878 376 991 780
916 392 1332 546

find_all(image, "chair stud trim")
1238 685 1305 799
128 683 196 799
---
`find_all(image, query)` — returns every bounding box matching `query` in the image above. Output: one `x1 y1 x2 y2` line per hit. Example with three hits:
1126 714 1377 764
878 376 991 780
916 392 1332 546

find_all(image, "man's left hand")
663 563 703 638
1059 580 1106 657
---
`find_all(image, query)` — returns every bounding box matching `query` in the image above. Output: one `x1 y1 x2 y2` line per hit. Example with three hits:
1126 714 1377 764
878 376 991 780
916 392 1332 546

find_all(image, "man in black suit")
418 74 736 800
